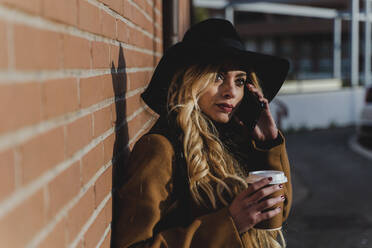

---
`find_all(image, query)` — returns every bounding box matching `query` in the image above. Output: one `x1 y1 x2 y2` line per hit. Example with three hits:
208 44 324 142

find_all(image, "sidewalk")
349 135 372 161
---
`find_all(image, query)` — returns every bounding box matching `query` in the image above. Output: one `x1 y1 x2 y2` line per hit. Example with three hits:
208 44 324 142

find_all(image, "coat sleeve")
250 131 293 222
113 134 244 248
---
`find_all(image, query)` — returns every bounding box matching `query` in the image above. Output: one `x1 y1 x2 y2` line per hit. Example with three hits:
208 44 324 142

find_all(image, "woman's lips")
216 103 234 113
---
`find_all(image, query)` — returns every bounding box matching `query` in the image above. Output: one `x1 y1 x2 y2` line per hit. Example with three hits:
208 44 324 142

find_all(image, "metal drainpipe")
171 0 179 45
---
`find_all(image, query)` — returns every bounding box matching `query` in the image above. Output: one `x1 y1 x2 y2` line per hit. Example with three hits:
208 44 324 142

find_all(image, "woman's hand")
246 84 278 142
228 177 285 234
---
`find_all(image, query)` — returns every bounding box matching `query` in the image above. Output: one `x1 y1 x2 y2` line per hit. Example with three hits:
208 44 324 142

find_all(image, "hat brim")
141 42 290 115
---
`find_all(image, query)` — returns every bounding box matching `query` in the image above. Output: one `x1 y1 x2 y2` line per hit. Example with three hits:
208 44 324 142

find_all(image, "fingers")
255 194 285 212
236 177 272 201
257 207 282 223
247 184 283 204
246 84 268 109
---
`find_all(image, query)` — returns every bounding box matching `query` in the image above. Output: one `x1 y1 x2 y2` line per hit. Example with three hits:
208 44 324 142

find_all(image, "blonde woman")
113 19 292 248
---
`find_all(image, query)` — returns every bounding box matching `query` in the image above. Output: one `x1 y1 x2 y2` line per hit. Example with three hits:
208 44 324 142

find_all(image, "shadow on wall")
109 45 130 246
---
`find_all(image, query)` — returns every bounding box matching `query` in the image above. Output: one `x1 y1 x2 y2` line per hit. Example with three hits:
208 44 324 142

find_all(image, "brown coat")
114 132 292 248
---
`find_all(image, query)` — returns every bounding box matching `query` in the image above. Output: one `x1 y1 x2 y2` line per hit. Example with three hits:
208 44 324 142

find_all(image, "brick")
104 196 112 226
79 76 105 108
39 217 67 248
66 115 92 157
81 143 104 185
0 21 7 68
67 187 95 242
124 49 153 68
0 0 42 15
127 109 154 142
0 83 42 134
0 190 45 247
101 229 111 248
94 166 112 208
104 65 128 98
125 93 144 118
128 71 151 91
43 0 77 26
93 106 112 138
20 127 64 184
47 161 81 219
100 0 122 14
63 34 91 69
101 73 115 99
84 207 107 248
42 78 79 119
116 20 129 43
92 41 110 69
122 0 134 22
76 239 84 248
0 149 15 201
100 10 116 39
78 0 100 34
128 27 144 48
110 44 120 67
155 0 162 12
14 25 61 70
103 133 115 164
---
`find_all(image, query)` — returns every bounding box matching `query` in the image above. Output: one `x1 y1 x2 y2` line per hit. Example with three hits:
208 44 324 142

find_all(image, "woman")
114 19 292 248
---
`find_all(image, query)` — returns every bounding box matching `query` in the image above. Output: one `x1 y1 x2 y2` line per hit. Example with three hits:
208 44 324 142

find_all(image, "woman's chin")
209 113 231 123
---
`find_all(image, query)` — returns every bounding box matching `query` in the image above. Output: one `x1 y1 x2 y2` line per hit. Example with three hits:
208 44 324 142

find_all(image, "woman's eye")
215 73 224 82
235 78 246 87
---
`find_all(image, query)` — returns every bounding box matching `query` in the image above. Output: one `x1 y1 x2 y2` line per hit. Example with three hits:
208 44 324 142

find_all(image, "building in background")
194 0 363 82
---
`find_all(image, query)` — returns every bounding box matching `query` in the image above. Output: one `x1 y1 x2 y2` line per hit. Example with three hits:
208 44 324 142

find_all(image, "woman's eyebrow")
236 73 247 77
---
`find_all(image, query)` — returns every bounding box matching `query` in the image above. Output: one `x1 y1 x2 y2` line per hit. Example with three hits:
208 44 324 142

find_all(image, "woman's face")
198 69 246 123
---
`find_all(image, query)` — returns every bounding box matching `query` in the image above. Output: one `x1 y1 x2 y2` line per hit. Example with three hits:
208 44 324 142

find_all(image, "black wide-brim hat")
141 18 290 115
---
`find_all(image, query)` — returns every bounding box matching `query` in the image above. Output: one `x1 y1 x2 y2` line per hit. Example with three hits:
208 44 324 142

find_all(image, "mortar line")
0 67 154 84
0 86 148 151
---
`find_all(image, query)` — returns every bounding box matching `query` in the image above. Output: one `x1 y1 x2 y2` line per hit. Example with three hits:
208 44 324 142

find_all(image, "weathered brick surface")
92 41 110 69
67 187 95 243
19 127 65 184
42 78 79 119
0 21 7 69
94 166 112 208
0 149 15 202
43 0 78 26
63 34 91 69
38 217 67 248
0 0 42 15
78 0 100 34
0 0 191 246
84 207 107 248
100 9 117 39
65 115 93 157
0 83 42 134
0 190 45 247
47 161 81 219
14 25 62 70
81 143 104 185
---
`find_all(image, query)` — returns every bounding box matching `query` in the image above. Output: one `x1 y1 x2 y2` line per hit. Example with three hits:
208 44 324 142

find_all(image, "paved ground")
284 127 372 248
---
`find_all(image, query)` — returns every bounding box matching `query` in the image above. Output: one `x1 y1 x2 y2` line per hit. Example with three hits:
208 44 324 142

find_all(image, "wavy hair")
167 63 286 248
167 63 255 208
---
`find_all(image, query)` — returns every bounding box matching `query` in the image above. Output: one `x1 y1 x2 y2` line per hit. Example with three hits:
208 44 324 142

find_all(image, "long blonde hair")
168 63 255 208
167 63 286 248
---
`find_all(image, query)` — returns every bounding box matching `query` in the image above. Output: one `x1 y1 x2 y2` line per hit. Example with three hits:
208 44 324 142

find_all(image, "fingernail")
281 195 285 200
279 184 283 188
268 177 273 181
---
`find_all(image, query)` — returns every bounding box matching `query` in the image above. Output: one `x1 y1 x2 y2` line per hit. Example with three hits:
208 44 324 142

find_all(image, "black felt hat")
141 18 290 115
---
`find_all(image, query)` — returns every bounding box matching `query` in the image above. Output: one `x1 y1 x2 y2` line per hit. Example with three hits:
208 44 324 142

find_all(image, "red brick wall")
0 0 167 247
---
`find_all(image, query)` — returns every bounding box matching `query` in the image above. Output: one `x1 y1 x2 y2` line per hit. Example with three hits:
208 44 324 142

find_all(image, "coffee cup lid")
248 170 287 184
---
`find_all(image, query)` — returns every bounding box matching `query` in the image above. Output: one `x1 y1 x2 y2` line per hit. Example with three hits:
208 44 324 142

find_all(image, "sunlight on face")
198 69 246 123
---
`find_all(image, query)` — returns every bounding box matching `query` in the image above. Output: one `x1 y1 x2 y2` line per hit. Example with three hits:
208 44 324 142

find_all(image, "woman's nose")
221 78 237 99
